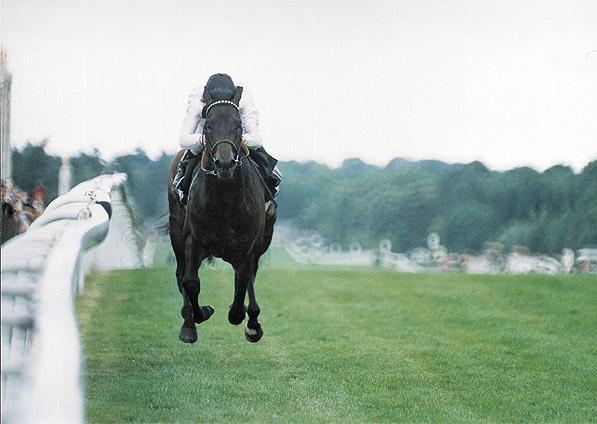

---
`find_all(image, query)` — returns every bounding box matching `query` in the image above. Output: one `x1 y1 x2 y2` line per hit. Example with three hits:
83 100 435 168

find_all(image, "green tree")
70 149 107 187
432 201 500 251
108 149 173 221
498 167 543 222
12 140 61 201
575 161 597 247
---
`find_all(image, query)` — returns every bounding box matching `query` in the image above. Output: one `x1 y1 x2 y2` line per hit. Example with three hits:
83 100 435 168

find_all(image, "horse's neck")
203 167 257 209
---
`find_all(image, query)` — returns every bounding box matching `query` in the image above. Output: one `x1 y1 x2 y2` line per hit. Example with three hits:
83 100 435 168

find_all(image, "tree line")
279 158 597 254
10 141 597 254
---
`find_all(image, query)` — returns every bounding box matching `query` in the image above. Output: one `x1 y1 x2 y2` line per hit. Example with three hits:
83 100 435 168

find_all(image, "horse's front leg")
228 257 254 326
244 271 263 343
178 236 214 343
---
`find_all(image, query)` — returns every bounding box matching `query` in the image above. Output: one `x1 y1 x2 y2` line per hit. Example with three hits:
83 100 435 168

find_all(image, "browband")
203 100 239 117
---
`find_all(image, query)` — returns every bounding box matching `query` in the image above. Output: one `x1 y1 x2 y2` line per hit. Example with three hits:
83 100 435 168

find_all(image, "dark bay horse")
168 86 277 343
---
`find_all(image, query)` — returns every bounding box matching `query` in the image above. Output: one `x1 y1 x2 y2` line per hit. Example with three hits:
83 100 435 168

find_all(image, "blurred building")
1 46 12 181
59 158 72 195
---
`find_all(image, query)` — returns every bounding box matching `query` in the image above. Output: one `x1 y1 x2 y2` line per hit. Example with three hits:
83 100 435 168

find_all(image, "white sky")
1 0 596 171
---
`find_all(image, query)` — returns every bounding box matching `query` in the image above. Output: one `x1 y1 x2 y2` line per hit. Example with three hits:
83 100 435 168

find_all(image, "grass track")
77 263 597 423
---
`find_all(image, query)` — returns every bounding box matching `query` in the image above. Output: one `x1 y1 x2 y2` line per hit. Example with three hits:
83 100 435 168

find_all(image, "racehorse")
168 86 277 344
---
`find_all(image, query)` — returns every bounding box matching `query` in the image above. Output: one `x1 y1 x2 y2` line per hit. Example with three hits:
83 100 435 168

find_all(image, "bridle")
201 100 249 176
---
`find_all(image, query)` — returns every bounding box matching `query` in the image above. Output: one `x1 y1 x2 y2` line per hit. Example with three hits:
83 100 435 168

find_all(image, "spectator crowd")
1 179 46 243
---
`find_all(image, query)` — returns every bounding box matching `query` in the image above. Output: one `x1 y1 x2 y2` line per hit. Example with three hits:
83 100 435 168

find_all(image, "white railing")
1 173 142 424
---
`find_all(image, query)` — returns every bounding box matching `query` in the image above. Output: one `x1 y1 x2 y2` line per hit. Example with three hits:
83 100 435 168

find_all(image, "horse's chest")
192 207 260 254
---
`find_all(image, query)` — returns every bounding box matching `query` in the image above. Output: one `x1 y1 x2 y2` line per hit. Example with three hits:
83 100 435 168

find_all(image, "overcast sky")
2 0 596 171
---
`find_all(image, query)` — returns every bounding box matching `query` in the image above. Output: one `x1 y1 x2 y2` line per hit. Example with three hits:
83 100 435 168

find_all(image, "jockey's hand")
241 136 246 144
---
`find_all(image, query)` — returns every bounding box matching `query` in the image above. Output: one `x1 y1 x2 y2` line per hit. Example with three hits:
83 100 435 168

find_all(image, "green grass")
77 261 597 423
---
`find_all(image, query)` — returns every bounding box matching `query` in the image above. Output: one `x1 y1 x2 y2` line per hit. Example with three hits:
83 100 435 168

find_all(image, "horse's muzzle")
214 158 238 180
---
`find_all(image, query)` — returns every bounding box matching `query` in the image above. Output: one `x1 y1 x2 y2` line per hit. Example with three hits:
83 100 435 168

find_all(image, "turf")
77 259 597 423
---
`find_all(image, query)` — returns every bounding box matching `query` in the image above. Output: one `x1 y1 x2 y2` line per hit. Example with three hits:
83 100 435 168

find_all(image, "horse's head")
202 86 245 180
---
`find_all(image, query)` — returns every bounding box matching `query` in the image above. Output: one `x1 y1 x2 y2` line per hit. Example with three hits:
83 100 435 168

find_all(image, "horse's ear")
232 86 243 106
202 86 213 118
202 86 213 105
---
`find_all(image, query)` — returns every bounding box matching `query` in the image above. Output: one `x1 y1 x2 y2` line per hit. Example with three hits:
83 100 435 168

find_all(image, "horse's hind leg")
229 258 254 326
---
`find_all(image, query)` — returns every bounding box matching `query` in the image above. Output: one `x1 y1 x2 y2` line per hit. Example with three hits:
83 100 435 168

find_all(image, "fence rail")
1 173 142 424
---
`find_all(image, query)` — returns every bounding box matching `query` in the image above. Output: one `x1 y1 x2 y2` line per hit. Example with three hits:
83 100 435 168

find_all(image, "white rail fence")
1 173 143 424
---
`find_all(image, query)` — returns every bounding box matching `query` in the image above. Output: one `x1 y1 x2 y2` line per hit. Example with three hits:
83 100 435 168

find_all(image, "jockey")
173 73 281 205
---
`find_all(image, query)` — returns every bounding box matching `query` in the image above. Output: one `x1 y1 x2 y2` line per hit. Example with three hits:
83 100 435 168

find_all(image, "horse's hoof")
179 326 197 343
244 324 263 343
228 305 247 325
195 305 215 324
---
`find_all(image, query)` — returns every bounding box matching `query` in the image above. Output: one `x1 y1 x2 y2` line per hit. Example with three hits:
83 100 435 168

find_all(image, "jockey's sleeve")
238 86 263 150
179 88 205 150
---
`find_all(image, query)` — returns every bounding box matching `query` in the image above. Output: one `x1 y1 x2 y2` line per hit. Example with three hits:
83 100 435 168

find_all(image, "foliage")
107 149 173 222
11 140 61 200
11 141 597 252
11 143 173 223
77 263 597 423
277 159 597 253
69 149 107 187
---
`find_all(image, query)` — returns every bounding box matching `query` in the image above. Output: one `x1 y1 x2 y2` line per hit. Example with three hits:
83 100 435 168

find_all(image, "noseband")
201 101 249 176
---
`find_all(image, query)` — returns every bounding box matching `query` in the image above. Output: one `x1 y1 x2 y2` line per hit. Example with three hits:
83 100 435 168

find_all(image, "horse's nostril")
216 158 236 170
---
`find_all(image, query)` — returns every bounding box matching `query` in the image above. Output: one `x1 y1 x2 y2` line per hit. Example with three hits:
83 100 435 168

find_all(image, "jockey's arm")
238 86 263 150
179 85 263 153
179 89 204 154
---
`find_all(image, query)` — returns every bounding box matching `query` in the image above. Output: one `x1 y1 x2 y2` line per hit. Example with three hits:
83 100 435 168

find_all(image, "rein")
201 138 250 176
198 100 276 206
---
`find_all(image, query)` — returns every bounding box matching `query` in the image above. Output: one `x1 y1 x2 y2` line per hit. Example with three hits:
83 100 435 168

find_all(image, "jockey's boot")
270 165 282 198
173 150 198 205
264 165 282 217
248 147 281 202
